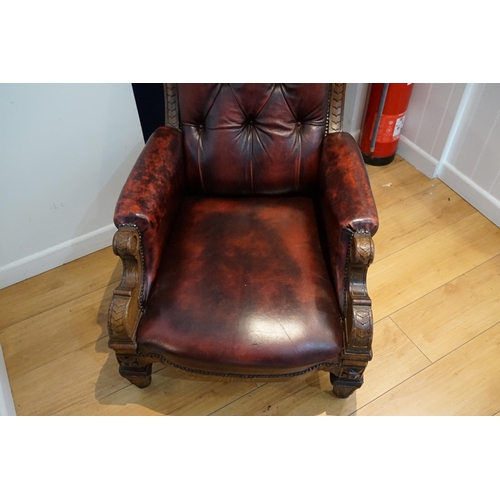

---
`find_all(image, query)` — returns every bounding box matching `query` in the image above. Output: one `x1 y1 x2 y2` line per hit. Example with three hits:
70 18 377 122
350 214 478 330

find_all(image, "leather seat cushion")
136 196 343 376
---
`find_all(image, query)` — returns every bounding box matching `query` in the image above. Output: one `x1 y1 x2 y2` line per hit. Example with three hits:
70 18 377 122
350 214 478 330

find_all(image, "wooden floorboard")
366 156 436 211
2 156 499 416
391 255 500 362
370 211 500 322
0 247 120 331
374 180 476 261
0 285 112 380
355 322 500 416
65 367 261 416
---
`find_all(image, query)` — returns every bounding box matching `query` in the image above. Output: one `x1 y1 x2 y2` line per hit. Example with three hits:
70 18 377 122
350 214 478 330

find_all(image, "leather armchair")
108 84 378 398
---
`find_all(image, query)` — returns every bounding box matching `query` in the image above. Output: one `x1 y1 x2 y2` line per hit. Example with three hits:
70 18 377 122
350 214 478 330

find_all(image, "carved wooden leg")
116 354 152 388
330 368 365 399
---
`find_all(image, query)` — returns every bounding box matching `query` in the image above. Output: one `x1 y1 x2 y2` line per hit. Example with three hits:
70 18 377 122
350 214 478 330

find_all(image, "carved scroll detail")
327 83 346 134
164 83 180 129
107 225 144 355
331 231 375 398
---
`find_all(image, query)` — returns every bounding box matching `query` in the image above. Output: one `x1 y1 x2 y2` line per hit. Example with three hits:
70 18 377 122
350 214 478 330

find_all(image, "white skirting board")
0 345 15 416
0 223 116 290
396 137 500 229
397 135 439 179
439 162 500 229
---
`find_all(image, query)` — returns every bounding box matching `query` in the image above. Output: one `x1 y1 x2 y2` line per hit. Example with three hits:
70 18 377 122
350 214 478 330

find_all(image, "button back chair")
108 84 379 398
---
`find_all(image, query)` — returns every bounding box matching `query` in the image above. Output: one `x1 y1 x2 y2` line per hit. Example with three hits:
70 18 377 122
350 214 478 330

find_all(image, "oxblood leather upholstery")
137 197 343 375
112 83 378 381
114 126 185 303
319 132 379 312
178 83 330 195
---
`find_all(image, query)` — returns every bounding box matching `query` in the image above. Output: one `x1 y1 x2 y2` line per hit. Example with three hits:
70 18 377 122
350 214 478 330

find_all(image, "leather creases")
178 83 330 195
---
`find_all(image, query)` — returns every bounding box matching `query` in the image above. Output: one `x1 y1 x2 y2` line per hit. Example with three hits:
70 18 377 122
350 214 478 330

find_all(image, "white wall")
439 84 500 228
397 83 466 178
0 84 144 289
394 83 500 227
344 83 369 139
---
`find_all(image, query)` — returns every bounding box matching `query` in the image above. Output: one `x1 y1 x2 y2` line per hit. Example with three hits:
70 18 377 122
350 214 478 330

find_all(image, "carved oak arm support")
318 131 379 314
108 225 144 354
342 231 374 367
328 231 375 396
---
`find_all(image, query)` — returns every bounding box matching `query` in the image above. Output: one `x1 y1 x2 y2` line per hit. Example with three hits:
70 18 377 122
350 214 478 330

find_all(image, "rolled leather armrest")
114 126 185 302
318 132 379 314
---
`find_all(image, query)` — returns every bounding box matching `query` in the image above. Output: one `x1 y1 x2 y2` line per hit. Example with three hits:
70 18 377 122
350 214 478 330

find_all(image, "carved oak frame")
329 230 374 398
108 84 376 398
107 225 152 388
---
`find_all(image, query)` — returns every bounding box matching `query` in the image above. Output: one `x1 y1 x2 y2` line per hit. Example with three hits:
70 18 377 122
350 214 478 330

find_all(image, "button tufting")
249 120 254 125
199 124 204 129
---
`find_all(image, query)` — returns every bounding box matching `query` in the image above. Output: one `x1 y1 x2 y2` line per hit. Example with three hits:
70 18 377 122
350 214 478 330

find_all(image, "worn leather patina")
137 196 343 375
114 126 185 303
318 132 379 313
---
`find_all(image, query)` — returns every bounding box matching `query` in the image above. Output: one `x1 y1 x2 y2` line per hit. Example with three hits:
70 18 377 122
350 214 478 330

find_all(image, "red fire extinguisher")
359 83 414 166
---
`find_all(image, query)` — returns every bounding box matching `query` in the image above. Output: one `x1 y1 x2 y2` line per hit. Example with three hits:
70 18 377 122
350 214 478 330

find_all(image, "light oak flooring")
2 156 500 416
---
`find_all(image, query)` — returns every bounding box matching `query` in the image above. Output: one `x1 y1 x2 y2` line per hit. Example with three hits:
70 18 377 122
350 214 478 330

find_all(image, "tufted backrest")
177 84 330 195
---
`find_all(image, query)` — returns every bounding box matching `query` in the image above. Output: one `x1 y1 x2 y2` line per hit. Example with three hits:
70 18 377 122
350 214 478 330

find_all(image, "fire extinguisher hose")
370 83 389 153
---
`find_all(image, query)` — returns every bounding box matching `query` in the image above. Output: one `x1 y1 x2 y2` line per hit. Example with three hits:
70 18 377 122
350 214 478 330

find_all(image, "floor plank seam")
371 211 495 267
5 332 113 384
425 318 500 365
0 278 121 332
350 318 500 416
387 316 432 364
207 385 265 416
348 362 435 416
373 316 390 325
52 363 174 416
373 209 478 262
375 251 500 320
54 382 136 416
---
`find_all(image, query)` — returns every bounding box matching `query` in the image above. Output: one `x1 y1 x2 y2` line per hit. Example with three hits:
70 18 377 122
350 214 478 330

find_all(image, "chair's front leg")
116 354 152 389
330 231 374 398
108 225 149 386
